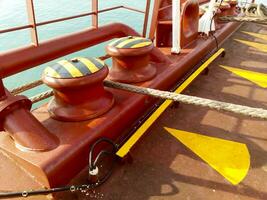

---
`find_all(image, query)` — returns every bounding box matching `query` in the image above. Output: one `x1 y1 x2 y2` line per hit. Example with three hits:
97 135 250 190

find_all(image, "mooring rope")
219 16 267 24
9 79 267 119
103 80 267 120
29 90 53 103
10 79 43 95
219 3 267 24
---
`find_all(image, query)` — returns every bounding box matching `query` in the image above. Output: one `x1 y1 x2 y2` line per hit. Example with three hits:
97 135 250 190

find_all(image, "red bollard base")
48 91 114 122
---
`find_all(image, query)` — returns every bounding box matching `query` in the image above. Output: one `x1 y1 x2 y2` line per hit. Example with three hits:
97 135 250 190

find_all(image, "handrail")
0 0 152 98
0 6 144 34
0 1 150 41
0 23 169 79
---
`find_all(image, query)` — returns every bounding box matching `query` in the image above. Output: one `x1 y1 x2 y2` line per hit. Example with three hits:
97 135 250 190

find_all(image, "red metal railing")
0 0 151 99
0 0 151 45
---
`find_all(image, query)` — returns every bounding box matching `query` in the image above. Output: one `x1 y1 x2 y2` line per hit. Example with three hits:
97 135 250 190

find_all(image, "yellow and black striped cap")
108 36 152 49
44 57 105 79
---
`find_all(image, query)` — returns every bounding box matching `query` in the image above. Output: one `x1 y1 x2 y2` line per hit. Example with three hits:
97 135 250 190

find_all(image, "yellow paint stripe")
165 128 250 185
58 60 83 77
131 41 152 48
116 37 143 48
95 58 105 66
44 66 61 78
116 48 225 157
108 37 128 46
109 39 122 46
75 57 99 73
242 31 267 42
235 39 267 53
220 65 267 88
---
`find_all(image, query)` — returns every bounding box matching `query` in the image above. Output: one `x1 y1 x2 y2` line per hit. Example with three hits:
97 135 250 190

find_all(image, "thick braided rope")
30 90 53 104
219 16 267 24
104 80 267 120
11 80 43 95
219 3 267 24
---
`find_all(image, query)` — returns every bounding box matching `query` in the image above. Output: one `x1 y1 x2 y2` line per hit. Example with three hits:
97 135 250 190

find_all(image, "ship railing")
0 0 151 46
0 0 151 103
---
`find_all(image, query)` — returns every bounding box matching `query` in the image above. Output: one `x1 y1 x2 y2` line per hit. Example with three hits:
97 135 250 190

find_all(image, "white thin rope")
171 0 181 54
199 0 216 35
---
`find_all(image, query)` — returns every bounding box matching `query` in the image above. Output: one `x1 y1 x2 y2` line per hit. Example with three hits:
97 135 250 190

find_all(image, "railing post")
92 0 99 28
0 79 7 100
142 0 151 37
148 0 161 40
26 0 39 46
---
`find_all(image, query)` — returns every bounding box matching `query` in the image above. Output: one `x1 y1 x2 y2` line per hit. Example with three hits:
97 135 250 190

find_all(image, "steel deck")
59 22 267 200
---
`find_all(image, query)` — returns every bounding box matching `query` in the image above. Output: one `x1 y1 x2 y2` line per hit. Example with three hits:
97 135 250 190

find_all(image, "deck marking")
220 65 267 88
116 48 225 158
242 31 267 42
164 127 250 185
234 39 267 53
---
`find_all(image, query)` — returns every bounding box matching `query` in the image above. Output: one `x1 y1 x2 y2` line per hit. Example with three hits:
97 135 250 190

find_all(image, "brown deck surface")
58 22 267 200
1 22 267 200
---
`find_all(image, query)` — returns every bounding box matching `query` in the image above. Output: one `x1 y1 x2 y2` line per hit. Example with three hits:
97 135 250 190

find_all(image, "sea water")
0 0 152 106
0 0 266 106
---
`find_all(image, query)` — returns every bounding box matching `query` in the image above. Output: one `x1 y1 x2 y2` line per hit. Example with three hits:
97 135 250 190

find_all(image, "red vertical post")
0 79 7 100
148 0 161 40
26 0 39 46
92 0 99 28
142 0 151 37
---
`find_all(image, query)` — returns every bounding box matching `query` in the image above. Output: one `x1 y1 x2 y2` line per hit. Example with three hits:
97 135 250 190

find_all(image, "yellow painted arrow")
165 127 250 185
235 39 267 53
220 65 267 88
242 31 267 42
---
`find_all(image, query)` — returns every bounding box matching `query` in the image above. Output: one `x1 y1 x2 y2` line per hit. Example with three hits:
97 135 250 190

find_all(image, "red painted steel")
0 24 32 34
0 21 240 188
228 0 239 16
142 0 151 37
216 3 231 17
92 0 98 28
0 90 58 151
43 66 114 121
0 80 7 100
106 40 156 83
180 0 199 48
0 0 241 193
26 0 39 46
148 0 219 41
154 0 199 48
0 23 170 78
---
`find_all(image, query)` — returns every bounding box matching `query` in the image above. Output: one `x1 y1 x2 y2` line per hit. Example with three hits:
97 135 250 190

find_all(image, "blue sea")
0 0 152 106
0 0 266 106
